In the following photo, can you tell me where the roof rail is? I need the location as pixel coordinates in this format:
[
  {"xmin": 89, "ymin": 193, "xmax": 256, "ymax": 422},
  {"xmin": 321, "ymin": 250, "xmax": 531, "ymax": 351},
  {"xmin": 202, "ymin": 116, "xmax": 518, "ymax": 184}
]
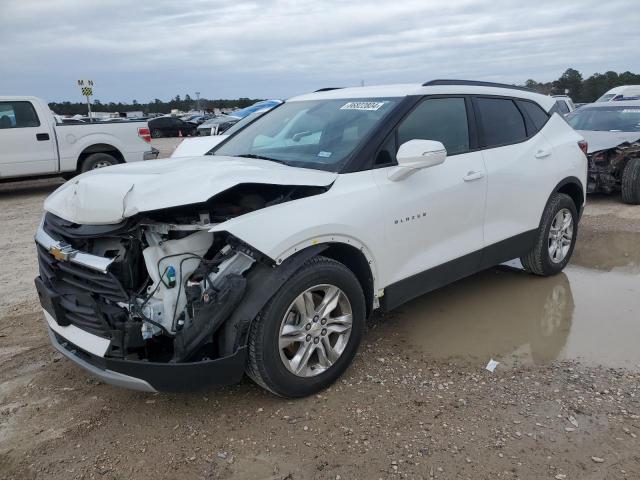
[
  {"xmin": 422, "ymin": 79, "xmax": 534, "ymax": 92},
  {"xmin": 314, "ymin": 87, "xmax": 344, "ymax": 92}
]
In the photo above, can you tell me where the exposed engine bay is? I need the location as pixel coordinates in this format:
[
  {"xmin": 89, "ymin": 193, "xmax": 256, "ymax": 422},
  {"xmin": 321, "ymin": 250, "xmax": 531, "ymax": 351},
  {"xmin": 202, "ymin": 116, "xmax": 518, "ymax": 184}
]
[{"xmin": 37, "ymin": 183, "xmax": 326, "ymax": 363}]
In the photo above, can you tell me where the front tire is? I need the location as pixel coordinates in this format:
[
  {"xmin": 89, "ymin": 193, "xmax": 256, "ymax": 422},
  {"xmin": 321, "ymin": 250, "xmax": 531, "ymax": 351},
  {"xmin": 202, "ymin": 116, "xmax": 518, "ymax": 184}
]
[
  {"xmin": 621, "ymin": 158, "xmax": 640, "ymax": 204},
  {"xmin": 521, "ymin": 193, "xmax": 578, "ymax": 276},
  {"xmin": 246, "ymin": 256, "xmax": 366, "ymax": 398},
  {"xmin": 151, "ymin": 128, "xmax": 162, "ymax": 138}
]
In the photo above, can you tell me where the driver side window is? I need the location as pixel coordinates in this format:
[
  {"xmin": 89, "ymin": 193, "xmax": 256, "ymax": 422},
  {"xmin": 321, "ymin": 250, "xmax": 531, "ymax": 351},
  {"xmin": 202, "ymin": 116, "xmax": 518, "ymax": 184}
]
[{"xmin": 397, "ymin": 97, "xmax": 470, "ymax": 155}]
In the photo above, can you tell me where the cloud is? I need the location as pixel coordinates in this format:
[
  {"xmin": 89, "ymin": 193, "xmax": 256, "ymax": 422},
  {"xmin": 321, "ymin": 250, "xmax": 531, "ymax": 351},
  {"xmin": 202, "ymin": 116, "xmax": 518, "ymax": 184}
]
[{"xmin": 0, "ymin": 0, "xmax": 638, "ymax": 101}]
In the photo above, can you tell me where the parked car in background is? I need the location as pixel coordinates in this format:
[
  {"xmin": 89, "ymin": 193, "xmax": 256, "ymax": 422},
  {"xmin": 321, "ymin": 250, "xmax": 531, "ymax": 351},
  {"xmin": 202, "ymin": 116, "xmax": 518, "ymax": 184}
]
[
  {"xmin": 180, "ymin": 114, "xmax": 212, "ymax": 125},
  {"xmin": 35, "ymin": 80, "xmax": 586, "ymax": 397},
  {"xmin": 595, "ymin": 85, "xmax": 640, "ymax": 102},
  {"xmin": 0, "ymin": 96, "xmax": 157, "ymax": 180},
  {"xmin": 148, "ymin": 116, "xmax": 197, "ymax": 138},
  {"xmin": 229, "ymin": 100, "xmax": 282, "ymax": 118},
  {"xmin": 566, "ymin": 101, "xmax": 640, "ymax": 203},
  {"xmin": 197, "ymin": 100, "xmax": 282, "ymax": 136},
  {"xmin": 552, "ymin": 95, "xmax": 575, "ymax": 115},
  {"xmin": 172, "ymin": 109, "xmax": 273, "ymax": 158},
  {"xmin": 197, "ymin": 114, "xmax": 241, "ymax": 136}
]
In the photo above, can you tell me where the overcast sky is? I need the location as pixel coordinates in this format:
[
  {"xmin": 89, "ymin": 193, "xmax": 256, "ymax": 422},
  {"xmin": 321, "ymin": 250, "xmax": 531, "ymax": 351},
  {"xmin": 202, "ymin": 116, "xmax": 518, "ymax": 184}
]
[{"xmin": 1, "ymin": 0, "xmax": 638, "ymax": 102}]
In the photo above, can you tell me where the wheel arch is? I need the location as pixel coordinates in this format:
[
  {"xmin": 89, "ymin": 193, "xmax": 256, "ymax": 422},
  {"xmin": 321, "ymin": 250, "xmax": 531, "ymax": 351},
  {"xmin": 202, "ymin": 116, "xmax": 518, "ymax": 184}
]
[
  {"xmin": 77, "ymin": 143, "xmax": 124, "ymax": 170},
  {"xmin": 317, "ymin": 243, "xmax": 375, "ymax": 319},
  {"xmin": 219, "ymin": 240, "xmax": 377, "ymax": 356},
  {"xmin": 553, "ymin": 176, "xmax": 584, "ymax": 218}
]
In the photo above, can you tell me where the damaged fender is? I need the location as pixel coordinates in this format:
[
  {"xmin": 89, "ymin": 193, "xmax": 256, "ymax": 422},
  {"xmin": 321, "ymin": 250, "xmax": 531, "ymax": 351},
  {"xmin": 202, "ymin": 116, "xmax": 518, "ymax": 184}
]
[{"xmin": 219, "ymin": 244, "xmax": 328, "ymax": 356}]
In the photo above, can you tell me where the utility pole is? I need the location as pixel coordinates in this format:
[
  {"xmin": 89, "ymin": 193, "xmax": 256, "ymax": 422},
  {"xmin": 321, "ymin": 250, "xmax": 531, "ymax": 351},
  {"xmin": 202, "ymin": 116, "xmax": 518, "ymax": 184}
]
[{"xmin": 195, "ymin": 92, "xmax": 201, "ymax": 113}]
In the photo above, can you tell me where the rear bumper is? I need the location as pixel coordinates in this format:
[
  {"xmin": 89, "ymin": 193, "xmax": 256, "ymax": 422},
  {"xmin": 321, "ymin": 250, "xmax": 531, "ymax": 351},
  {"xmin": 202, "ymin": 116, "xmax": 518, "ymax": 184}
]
[
  {"xmin": 44, "ymin": 312, "xmax": 248, "ymax": 393},
  {"xmin": 143, "ymin": 147, "xmax": 159, "ymax": 160}
]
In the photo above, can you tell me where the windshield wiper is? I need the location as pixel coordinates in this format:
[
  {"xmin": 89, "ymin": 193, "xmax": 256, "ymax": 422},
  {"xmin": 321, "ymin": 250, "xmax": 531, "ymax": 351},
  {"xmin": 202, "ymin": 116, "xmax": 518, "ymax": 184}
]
[{"xmin": 236, "ymin": 154, "xmax": 287, "ymax": 165}]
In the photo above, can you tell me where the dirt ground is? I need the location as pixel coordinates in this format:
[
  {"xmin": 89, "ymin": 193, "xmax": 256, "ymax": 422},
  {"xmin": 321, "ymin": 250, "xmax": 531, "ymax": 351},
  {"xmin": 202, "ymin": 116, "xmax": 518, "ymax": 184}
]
[{"xmin": 1, "ymin": 139, "xmax": 639, "ymax": 479}]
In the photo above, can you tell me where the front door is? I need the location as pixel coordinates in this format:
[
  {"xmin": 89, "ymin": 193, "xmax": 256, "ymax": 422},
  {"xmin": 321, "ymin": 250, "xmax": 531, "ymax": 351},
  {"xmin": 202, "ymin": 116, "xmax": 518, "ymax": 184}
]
[
  {"xmin": 373, "ymin": 97, "xmax": 487, "ymax": 308},
  {"xmin": 0, "ymin": 100, "xmax": 56, "ymax": 178}
]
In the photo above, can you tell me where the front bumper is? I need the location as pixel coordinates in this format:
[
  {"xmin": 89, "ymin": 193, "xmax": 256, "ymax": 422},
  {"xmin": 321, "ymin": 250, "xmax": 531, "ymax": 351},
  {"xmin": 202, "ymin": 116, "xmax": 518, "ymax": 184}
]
[
  {"xmin": 36, "ymin": 215, "xmax": 248, "ymax": 392},
  {"xmin": 143, "ymin": 147, "xmax": 160, "ymax": 160},
  {"xmin": 45, "ymin": 311, "xmax": 248, "ymax": 392}
]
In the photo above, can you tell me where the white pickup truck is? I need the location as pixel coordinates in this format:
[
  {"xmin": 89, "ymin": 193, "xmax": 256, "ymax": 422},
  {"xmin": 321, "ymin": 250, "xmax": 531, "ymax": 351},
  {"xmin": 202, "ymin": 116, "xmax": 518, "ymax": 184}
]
[{"xmin": 0, "ymin": 96, "xmax": 158, "ymax": 180}]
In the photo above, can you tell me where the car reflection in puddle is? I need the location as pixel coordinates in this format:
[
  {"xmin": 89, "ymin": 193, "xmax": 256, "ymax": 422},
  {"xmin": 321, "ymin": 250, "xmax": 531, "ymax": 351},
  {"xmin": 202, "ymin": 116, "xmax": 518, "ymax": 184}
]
[{"xmin": 382, "ymin": 232, "xmax": 640, "ymax": 371}]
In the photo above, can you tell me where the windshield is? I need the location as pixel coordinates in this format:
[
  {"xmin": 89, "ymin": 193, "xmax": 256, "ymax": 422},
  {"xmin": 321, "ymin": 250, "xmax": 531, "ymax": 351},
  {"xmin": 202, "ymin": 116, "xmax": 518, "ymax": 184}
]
[
  {"xmin": 212, "ymin": 98, "xmax": 399, "ymax": 171},
  {"xmin": 566, "ymin": 106, "xmax": 640, "ymax": 132}
]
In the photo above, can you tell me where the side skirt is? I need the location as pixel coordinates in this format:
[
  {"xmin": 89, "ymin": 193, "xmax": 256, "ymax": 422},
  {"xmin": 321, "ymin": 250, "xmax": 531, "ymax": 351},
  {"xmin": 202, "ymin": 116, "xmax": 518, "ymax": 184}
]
[{"xmin": 381, "ymin": 229, "xmax": 537, "ymax": 312}]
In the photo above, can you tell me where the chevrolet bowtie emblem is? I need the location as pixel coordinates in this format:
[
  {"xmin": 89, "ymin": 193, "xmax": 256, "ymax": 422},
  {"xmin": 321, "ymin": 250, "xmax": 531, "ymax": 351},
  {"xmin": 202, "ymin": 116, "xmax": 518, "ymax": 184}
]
[{"xmin": 49, "ymin": 243, "xmax": 76, "ymax": 262}]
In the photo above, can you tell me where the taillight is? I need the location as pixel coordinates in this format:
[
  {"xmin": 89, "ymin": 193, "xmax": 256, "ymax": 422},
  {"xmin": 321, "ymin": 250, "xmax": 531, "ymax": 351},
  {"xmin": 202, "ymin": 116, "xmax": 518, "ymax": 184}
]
[
  {"xmin": 578, "ymin": 139, "xmax": 588, "ymax": 155},
  {"xmin": 138, "ymin": 127, "xmax": 151, "ymax": 143}
]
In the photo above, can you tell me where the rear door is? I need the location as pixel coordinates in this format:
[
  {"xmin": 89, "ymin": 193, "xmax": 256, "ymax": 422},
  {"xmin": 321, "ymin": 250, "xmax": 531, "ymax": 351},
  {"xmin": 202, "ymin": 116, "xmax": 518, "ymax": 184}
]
[
  {"xmin": 0, "ymin": 100, "xmax": 57, "ymax": 177},
  {"xmin": 373, "ymin": 96, "xmax": 487, "ymax": 306},
  {"xmin": 474, "ymin": 96, "xmax": 555, "ymax": 259}
]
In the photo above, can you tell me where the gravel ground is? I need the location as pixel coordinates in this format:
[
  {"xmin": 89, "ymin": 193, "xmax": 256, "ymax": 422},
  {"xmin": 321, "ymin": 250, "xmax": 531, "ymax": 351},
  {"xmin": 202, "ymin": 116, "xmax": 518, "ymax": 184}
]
[{"xmin": 0, "ymin": 140, "xmax": 638, "ymax": 479}]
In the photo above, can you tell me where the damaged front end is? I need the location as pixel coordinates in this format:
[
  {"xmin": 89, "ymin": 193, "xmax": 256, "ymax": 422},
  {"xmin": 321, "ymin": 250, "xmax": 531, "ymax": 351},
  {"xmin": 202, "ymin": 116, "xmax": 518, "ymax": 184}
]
[
  {"xmin": 587, "ymin": 139, "xmax": 640, "ymax": 194},
  {"xmin": 35, "ymin": 183, "xmax": 326, "ymax": 391}
]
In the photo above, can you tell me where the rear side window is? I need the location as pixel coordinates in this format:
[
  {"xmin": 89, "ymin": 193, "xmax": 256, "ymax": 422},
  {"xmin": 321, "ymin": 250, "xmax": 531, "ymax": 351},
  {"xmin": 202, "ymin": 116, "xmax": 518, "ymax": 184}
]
[
  {"xmin": 0, "ymin": 101, "xmax": 40, "ymax": 129},
  {"xmin": 397, "ymin": 97, "xmax": 469, "ymax": 155},
  {"xmin": 516, "ymin": 100, "xmax": 550, "ymax": 132},
  {"xmin": 476, "ymin": 97, "xmax": 526, "ymax": 148}
]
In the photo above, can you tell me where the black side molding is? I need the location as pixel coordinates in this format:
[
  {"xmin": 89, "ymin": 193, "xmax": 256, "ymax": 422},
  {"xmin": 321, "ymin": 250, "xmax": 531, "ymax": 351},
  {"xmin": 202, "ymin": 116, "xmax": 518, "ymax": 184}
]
[{"xmin": 382, "ymin": 229, "xmax": 537, "ymax": 312}]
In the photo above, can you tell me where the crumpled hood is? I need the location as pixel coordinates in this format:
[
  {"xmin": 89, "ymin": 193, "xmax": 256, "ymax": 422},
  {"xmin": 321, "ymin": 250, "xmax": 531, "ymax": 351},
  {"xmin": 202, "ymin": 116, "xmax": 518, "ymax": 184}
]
[
  {"xmin": 44, "ymin": 156, "xmax": 338, "ymax": 224},
  {"xmin": 578, "ymin": 130, "xmax": 640, "ymax": 154}
]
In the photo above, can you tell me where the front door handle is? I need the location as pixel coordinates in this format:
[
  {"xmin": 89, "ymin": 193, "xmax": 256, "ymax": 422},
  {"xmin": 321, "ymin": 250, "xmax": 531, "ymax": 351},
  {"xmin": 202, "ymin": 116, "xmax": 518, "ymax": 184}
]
[
  {"xmin": 463, "ymin": 170, "xmax": 485, "ymax": 182},
  {"xmin": 534, "ymin": 149, "xmax": 551, "ymax": 159},
  {"xmin": 36, "ymin": 133, "xmax": 50, "ymax": 141}
]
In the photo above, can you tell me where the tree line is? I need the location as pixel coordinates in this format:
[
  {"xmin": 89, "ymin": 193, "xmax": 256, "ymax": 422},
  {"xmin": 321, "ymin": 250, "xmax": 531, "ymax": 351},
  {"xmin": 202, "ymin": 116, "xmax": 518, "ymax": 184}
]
[
  {"xmin": 523, "ymin": 69, "xmax": 640, "ymax": 103},
  {"xmin": 48, "ymin": 68, "xmax": 640, "ymax": 115},
  {"xmin": 49, "ymin": 95, "xmax": 264, "ymax": 116}
]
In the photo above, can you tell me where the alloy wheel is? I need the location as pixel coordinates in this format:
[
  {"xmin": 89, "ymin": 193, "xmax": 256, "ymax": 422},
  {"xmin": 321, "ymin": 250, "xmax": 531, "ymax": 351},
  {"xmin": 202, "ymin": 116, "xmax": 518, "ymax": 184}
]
[
  {"xmin": 548, "ymin": 208, "xmax": 573, "ymax": 263},
  {"xmin": 278, "ymin": 284, "xmax": 353, "ymax": 377}
]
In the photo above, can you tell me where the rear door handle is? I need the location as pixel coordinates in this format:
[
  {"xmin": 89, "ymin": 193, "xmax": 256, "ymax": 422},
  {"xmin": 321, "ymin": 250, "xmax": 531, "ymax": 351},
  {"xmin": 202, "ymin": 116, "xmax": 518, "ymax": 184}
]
[
  {"xmin": 534, "ymin": 149, "xmax": 551, "ymax": 159},
  {"xmin": 36, "ymin": 133, "xmax": 50, "ymax": 141},
  {"xmin": 463, "ymin": 170, "xmax": 485, "ymax": 182}
]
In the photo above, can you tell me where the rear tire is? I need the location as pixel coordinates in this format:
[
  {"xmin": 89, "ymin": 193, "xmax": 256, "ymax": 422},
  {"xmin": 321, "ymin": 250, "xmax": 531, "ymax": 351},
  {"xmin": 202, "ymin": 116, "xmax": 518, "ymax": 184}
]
[
  {"xmin": 621, "ymin": 158, "xmax": 640, "ymax": 204},
  {"xmin": 80, "ymin": 152, "xmax": 118, "ymax": 173},
  {"xmin": 246, "ymin": 256, "xmax": 365, "ymax": 398},
  {"xmin": 151, "ymin": 128, "xmax": 162, "ymax": 138},
  {"xmin": 521, "ymin": 193, "xmax": 578, "ymax": 276}
]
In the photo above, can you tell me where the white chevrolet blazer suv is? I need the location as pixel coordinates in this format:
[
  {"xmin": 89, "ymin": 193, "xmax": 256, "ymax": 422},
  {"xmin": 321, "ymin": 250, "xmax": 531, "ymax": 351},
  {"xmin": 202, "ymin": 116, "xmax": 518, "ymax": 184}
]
[{"xmin": 35, "ymin": 80, "xmax": 587, "ymax": 397}]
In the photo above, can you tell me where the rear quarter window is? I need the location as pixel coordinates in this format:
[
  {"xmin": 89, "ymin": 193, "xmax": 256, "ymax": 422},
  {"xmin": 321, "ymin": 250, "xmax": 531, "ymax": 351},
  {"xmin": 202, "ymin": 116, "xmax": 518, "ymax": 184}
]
[
  {"xmin": 475, "ymin": 97, "xmax": 527, "ymax": 148},
  {"xmin": 555, "ymin": 100, "xmax": 570, "ymax": 115},
  {"xmin": 516, "ymin": 100, "xmax": 550, "ymax": 133}
]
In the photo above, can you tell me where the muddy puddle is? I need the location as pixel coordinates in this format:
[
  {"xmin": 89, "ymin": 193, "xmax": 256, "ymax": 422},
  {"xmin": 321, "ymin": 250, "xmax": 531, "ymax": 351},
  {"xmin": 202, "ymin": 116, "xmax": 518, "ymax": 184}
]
[{"xmin": 383, "ymin": 231, "xmax": 640, "ymax": 370}]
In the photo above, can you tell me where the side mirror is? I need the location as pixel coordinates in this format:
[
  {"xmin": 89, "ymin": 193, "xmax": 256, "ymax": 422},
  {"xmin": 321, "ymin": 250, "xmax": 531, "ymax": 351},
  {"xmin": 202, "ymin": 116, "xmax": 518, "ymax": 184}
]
[{"xmin": 388, "ymin": 140, "xmax": 447, "ymax": 181}]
